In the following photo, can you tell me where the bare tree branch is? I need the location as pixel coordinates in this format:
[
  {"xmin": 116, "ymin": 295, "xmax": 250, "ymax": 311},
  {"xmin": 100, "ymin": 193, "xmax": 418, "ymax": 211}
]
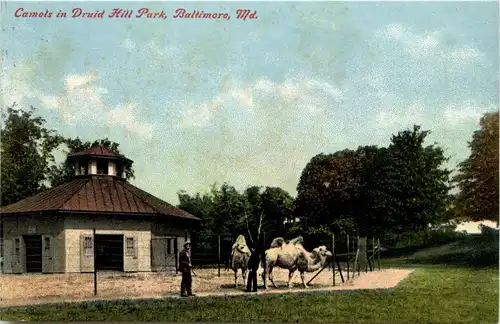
[
  {"xmin": 245, "ymin": 212, "xmax": 255, "ymax": 245},
  {"xmin": 256, "ymin": 211, "xmax": 264, "ymax": 242}
]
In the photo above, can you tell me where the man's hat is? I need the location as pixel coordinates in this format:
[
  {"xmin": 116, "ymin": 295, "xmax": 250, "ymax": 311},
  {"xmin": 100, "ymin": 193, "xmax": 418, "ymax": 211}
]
[{"xmin": 184, "ymin": 241, "xmax": 191, "ymax": 247}]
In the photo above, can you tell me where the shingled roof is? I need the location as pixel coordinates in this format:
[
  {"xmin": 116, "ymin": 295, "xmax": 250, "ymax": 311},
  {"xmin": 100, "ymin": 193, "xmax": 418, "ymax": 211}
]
[
  {"xmin": 0, "ymin": 175, "xmax": 199, "ymax": 221},
  {"xmin": 67, "ymin": 147, "xmax": 133, "ymax": 164}
]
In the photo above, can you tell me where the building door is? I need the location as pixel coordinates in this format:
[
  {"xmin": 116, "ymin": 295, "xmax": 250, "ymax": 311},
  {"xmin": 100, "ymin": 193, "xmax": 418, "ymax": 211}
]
[
  {"xmin": 95, "ymin": 234, "xmax": 124, "ymax": 271},
  {"xmin": 24, "ymin": 235, "xmax": 42, "ymax": 273},
  {"xmin": 42, "ymin": 235, "xmax": 54, "ymax": 273}
]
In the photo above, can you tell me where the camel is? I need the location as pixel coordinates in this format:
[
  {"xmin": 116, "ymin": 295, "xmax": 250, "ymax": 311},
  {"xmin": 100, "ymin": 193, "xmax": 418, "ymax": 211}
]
[
  {"xmin": 261, "ymin": 236, "xmax": 333, "ymax": 289},
  {"xmin": 230, "ymin": 235, "xmax": 251, "ymax": 288}
]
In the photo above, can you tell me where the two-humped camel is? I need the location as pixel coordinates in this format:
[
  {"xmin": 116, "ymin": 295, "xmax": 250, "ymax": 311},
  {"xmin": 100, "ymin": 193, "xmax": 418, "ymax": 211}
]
[
  {"xmin": 230, "ymin": 235, "xmax": 251, "ymax": 288},
  {"xmin": 261, "ymin": 236, "xmax": 333, "ymax": 289}
]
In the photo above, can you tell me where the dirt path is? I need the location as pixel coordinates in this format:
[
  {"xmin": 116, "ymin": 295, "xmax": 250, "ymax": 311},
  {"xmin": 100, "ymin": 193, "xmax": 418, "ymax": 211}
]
[{"xmin": 0, "ymin": 268, "xmax": 414, "ymax": 308}]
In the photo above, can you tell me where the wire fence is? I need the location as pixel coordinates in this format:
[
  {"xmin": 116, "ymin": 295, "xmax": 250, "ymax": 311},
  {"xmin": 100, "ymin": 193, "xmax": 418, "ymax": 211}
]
[
  {"xmin": 188, "ymin": 233, "xmax": 382, "ymax": 282},
  {"xmin": 0, "ymin": 237, "xmax": 3, "ymax": 274}
]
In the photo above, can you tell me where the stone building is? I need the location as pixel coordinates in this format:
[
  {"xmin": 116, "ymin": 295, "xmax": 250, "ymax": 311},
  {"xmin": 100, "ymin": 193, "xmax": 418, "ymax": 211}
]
[{"xmin": 0, "ymin": 147, "xmax": 199, "ymax": 274}]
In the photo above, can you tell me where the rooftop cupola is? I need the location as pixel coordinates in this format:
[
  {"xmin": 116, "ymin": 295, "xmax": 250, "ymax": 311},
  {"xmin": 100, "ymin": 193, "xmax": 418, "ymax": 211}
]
[{"xmin": 66, "ymin": 146, "xmax": 133, "ymax": 180}]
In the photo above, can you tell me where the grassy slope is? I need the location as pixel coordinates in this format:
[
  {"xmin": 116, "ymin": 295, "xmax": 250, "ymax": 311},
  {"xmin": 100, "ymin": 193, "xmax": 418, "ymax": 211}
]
[
  {"xmin": 382, "ymin": 232, "xmax": 499, "ymax": 269},
  {"xmin": 1, "ymin": 235, "xmax": 498, "ymax": 323}
]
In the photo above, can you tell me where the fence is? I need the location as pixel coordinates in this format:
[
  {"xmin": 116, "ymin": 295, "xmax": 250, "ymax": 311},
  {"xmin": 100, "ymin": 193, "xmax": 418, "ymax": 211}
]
[
  {"xmin": 151, "ymin": 236, "xmax": 179, "ymax": 273},
  {"xmin": 188, "ymin": 233, "xmax": 382, "ymax": 284},
  {"xmin": 0, "ymin": 237, "xmax": 3, "ymax": 274}
]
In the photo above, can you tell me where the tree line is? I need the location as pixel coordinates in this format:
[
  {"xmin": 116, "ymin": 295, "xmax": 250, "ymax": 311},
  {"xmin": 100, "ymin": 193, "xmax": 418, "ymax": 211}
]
[{"xmin": 1, "ymin": 105, "xmax": 498, "ymax": 249}]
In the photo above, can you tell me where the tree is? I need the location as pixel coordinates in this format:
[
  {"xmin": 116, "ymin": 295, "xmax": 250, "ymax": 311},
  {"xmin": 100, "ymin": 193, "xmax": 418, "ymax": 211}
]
[
  {"xmin": 1, "ymin": 105, "xmax": 63, "ymax": 206},
  {"xmin": 47, "ymin": 137, "xmax": 135, "ymax": 187},
  {"xmin": 295, "ymin": 125, "xmax": 451, "ymax": 240},
  {"xmin": 259, "ymin": 187, "xmax": 294, "ymax": 238},
  {"xmin": 177, "ymin": 182, "xmax": 251, "ymax": 252},
  {"xmin": 177, "ymin": 183, "xmax": 295, "ymax": 251},
  {"xmin": 177, "ymin": 189, "xmax": 217, "ymax": 251},
  {"xmin": 364, "ymin": 125, "xmax": 452, "ymax": 237},
  {"xmin": 295, "ymin": 146, "xmax": 378, "ymax": 237},
  {"xmin": 453, "ymin": 112, "xmax": 499, "ymax": 225}
]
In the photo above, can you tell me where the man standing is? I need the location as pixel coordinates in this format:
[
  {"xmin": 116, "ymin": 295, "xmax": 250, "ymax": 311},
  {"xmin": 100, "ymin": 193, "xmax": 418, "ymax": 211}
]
[
  {"xmin": 179, "ymin": 241, "xmax": 195, "ymax": 297},
  {"xmin": 246, "ymin": 246, "xmax": 260, "ymax": 292}
]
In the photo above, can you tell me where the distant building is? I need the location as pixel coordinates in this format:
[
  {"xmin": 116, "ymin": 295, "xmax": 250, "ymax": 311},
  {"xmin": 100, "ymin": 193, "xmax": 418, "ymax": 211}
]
[
  {"xmin": 0, "ymin": 147, "xmax": 200, "ymax": 274},
  {"xmin": 283, "ymin": 216, "xmax": 301, "ymax": 225}
]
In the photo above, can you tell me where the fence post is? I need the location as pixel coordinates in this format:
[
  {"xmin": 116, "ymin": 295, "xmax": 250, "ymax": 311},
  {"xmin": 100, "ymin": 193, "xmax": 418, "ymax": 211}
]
[
  {"xmin": 217, "ymin": 235, "xmax": 221, "ymax": 277},
  {"xmin": 377, "ymin": 238, "xmax": 381, "ymax": 270},
  {"xmin": 93, "ymin": 228, "xmax": 97, "ymax": 296},
  {"xmin": 346, "ymin": 234, "xmax": 350, "ymax": 280},
  {"xmin": 372, "ymin": 237, "xmax": 376, "ymax": 272},
  {"xmin": 331, "ymin": 233, "xmax": 335, "ymax": 287},
  {"xmin": 175, "ymin": 236, "xmax": 179, "ymax": 274},
  {"xmin": 357, "ymin": 236, "xmax": 360, "ymax": 276},
  {"xmin": 353, "ymin": 248, "xmax": 359, "ymax": 278}
]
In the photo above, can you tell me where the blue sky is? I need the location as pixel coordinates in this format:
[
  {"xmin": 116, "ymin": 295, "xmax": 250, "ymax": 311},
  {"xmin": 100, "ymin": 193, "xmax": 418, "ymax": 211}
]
[{"xmin": 1, "ymin": 1, "xmax": 498, "ymax": 205}]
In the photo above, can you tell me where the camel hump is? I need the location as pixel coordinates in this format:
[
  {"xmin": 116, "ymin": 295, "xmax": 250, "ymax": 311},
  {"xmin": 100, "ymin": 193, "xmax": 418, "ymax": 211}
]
[
  {"xmin": 288, "ymin": 236, "xmax": 304, "ymax": 246},
  {"xmin": 270, "ymin": 237, "xmax": 285, "ymax": 248}
]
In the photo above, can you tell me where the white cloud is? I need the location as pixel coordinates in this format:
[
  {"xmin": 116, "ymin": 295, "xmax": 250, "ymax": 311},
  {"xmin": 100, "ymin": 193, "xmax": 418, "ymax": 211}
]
[
  {"xmin": 375, "ymin": 104, "xmax": 426, "ymax": 129},
  {"xmin": 178, "ymin": 77, "xmax": 344, "ymax": 129},
  {"xmin": 65, "ymin": 72, "xmax": 98, "ymax": 90},
  {"xmin": 1, "ymin": 62, "xmax": 36, "ymax": 108},
  {"xmin": 121, "ymin": 38, "xmax": 136, "ymax": 51},
  {"xmin": 178, "ymin": 98, "xmax": 224, "ymax": 128},
  {"xmin": 170, "ymin": 76, "xmax": 347, "ymax": 196},
  {"xmin": 144, "ymin": 40, "xmax": 182, "ymax": 68},
  {"xmin": 50, "ymin": 73, "xmax": 154, "ymax": 139},
  {"xmin": 444, "ymin": 103, "xmax": 491, "ymax": 126},
  {"xmin": 377, "ymin": 23, "xmax": 485, "ymax": 65},
  {"xmin": 2, "ymin": 67, "xmax": 154, "ymax": 139},
  {"xmin": 446, "ymin": 47, "xmax": 484, "ymax": 65},
  {"xmin": 107, "ymin": 103, "xmax": 154, "ymax": 138}
]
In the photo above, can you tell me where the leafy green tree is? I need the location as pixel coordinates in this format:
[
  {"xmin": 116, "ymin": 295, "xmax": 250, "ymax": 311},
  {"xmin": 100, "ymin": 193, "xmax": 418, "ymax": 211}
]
[
  {"xmin": 296, "ymin": 125, "xmax": 450, "ymax": 240},
  {"xmin": 260, "ymin": 186, "xmax": 294, "ymax": 238},
  {"xmin": 1, "ymin": 106, "xmax": 63, "ymax": 206},
  {"xmin": 47, "ymin": 137, "xmax": 135, "ymax": 187},
  {"xmin": 212, "ymin": 183, "xmax": 249, "ymax": 236},
  {"xmin": 242, "ymin": 186, "xmax": 264, "ymax": 243},
  {"xmin": 453, "ymin": 112, "xmax": 499, "ymax": 225},
  {"xmin": 295, "ymin": 146, "xmax": 378, "ymax": 237},
  {"xmin": 177, "ymin": 183, "xmax": 295, "ymax": 251},
  {"xmin": 364, "ymin": 125, "xmax": 452, "ymax": 238},
  {"xmin": 177, "ymin": 190, "xmax": 217, "ymax": 251}
]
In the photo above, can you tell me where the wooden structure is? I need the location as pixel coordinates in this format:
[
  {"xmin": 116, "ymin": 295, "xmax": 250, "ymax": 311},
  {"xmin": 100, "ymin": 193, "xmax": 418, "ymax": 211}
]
[
  {"xmin": 0, "ymin": 146, "xmax": 200, "ymax": 274},
  {"xmin": 307, "ymin": 234, "xmax": 382, "ymax": 286}
]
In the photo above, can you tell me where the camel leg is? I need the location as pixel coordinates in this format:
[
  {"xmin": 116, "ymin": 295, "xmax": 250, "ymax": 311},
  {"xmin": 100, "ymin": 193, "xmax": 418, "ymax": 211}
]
[
  {"xmin": 234, "ymin": 270, "xmax": 238, "ymax": 288},
  {"xmin": 269, "ymin": 267, "xmax": 278, "ymax": 289},
  {"xmin": 288, "ymin": 270, "xmax": 294, "ymax": 288},
  {"xmin": 242, "ymin": 269, "xmax": 247, "ymax": 288},
  {"xmin": 262, "ymin": 260, "xmax": 268, "ymax": 289},
  {"xmin": 300, "ymin": 272, "xmax": 308, "ymax": 288}
]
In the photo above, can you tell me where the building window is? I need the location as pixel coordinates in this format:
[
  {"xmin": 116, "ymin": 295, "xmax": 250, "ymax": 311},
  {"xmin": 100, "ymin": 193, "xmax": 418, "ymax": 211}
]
[
  {"xmin": 78, "ymin": 165, "xmax": 87, "ymax": 175},
  {"xmin": 167, "ymin": 239, "xmax": 172, "ymax": 255},
  {"xmin": 84, "ymin": 236, "xmax": 93, "ymax": 256},
  {"xmin": 126, "ymin": 237, "xmax": 135, "ymax": 256},
  {"xmin": 14, "ymin": 238, "xmax": 20, "ymax": 255},
  {"xmin": 96, "ymin": 160, "xmax": 108, "ymax": 175},
  {"xmin": 44, "ymin": 237, "xmax": 50, "ymax": 251}
]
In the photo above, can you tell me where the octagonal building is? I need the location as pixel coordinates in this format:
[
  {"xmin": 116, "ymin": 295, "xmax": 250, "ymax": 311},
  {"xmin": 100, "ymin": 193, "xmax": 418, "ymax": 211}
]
[{"xmin": 0, "ymin": 147, "xmax": 199, "ymax": 274}]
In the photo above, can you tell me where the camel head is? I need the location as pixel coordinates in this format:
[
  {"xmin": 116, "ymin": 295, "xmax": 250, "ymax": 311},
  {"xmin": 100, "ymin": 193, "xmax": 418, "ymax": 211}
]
[
  {"xmin": 311, "ymin": 245, "xmax": 333, "ymax": 262},
  {"xmin": 232, "ymin": 235, "xmax": 251, "ymax": 255}
]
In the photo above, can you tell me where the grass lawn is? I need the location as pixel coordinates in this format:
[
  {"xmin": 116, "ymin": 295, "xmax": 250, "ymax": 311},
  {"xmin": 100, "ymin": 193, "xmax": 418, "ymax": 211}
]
[{"xmin": 0, "ymin": 266, "xmax": 497, "ymax": 323}]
